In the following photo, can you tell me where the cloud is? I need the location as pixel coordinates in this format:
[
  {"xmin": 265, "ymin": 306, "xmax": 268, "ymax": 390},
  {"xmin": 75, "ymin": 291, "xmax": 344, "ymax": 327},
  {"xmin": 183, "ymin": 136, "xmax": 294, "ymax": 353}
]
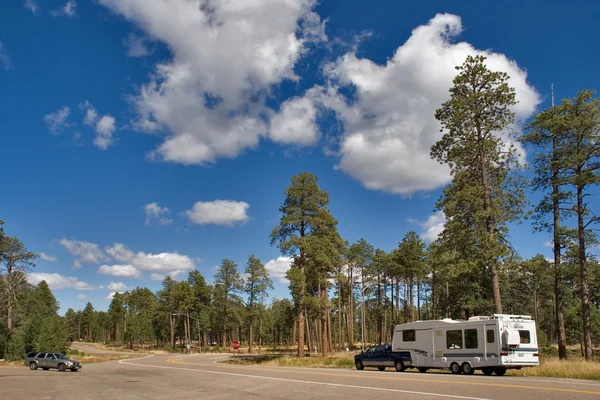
[
  {"xmin": 94, "ymin": 115, "xmax": 117, "ymax": 150},
  {"xmin": 102, "ymin": 243, "xmax": 196, "ymax": 278},
  {"xmin": 27, "ymin": 273, "xmax": 93, "ymax": 291},
  {"xmin": 97, "ymin": 0, "xmax": 326, "ymax": 165},
  {"xmin": 24, "ymin": 0, "xmax": 39, "ymax": 15},
  {"xmin": 123, "ymin": 33, "xmax": 151, "ymax": 58},
  {"xmin": 419, "ymin": 211, "xmax": 447, "ymax": 242},
  {"xmin": 51, "ymin": 1, "xmax": 77, "ymax": 17},
  {"xmin": 185, "ymin": 200, "xmax": 249, "ymax": 226},
  {"xmin": 107, "ymin": 281, "xmax": 127, "ymax": 291},
  {"xmin": 80, "ymin": 100, "xmax": 99, "ymax": 126},
  {"xmin": 269, "ymin": 96, "xmax": 319, "ymax": 145},
  {"xmin": 77, "ymin": 294, "xmax": 86, "ymax": 301},
  {"xmin": 150, "ymin": 270, "xmax": 187, "ymax": 281},
  {"xmin": 106, "ymin": 291, "xmax": 125, "ymax": 300},
  {"xmin": 0, "ymin": 41, "xmax": 13, "ymax": 70},
  {"xmin": 59, "ymin": 238, "xmax": 108, "ymax": 268},
  {"xmin": 97, "ymin": 264, "xmax": 142, "ymax": 278},
  {"xmin": 38, "ymin": 252, "xmax": 57, "ymax": 262},
  {"xmin": 264, "ymin": 256, "xmax": 293, "ymax": 284},
  {"xmin": 144, "ymin": 202, "xmax": 172, "ymax": 226},
  {"xmin": 105, "ymin": 243, "xmax": 136, "ymax": 263},
  {"xmin": 543, "ymin": 241, "xmax": 553, "ymax": 248},
  {"xmin": 286, "ymin": 13, "xmax": 541, "ymax": 195},
  {"xmin": 43, "ymin": 106, "xmax": 72, "ymax": 134}
]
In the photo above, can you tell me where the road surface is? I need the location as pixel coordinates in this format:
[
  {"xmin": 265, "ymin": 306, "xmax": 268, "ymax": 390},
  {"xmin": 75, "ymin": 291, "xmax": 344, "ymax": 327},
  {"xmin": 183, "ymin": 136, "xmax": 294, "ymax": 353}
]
[{"xmin": 2, "ymin": 354, "xmax": 599, "ymax": 399}]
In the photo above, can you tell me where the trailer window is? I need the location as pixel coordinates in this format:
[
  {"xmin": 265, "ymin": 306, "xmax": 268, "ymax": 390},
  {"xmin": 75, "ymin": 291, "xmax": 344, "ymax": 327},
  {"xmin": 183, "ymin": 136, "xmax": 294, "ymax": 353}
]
[
  {"xmin": 465, "ymin": 329, "xmax": 478, "ymax": 349},
  {"xmin": 402, "ymin": 330, "xmax": 416, "ymax": 342},
  {"xmin": 446, "ymin": 330, "xmax": 463, "ymax": 349},
  {"xmin": 487, "ymin": 329, "xmax": 495, "ymax": 343},
  {"xmin": 519, "ymin": 330, "xmax": 531, "ymax": 344}
]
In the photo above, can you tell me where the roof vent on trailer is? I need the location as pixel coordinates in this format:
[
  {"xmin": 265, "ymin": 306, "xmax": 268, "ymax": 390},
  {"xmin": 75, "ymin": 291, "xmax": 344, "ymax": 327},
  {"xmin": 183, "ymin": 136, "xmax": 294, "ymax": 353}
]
[{"xmin": 468, "ymin": 316, "xmax": 490, "ymax": 321}]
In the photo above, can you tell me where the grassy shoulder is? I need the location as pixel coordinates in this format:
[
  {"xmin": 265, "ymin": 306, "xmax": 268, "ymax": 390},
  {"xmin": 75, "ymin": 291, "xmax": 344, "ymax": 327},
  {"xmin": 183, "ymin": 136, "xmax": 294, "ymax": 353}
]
[{"xmin": 221, "ymin": 353, "xmax": 600, "ymax": 380}]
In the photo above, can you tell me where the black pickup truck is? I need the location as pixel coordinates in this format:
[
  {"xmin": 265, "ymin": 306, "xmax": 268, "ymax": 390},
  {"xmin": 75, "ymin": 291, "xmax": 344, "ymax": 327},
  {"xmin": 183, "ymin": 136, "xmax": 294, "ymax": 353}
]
[{"xmin": 354, "ymin": 344, "xmax": 412, "ymax": 372}]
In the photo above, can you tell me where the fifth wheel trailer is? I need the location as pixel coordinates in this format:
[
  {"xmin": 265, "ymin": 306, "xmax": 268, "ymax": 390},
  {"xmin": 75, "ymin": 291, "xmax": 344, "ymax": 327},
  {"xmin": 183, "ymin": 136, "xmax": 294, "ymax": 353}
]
[{"xmin": 392, "ymin": 314, "xmax": 539, "ymax": 375}]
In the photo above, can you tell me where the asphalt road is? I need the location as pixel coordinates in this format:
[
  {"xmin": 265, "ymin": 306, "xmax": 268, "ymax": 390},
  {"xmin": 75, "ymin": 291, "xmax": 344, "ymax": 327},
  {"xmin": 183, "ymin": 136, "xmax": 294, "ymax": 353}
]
[{"xmin": 2, "ymin": 354, "xmax": 599, "ymax": 400}]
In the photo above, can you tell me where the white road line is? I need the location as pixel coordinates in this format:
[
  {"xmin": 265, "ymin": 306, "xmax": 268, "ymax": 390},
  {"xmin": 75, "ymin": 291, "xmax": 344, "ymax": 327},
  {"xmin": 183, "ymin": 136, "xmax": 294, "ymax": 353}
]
[
  {"xmin": 118, "ymin": 357, "xmax": 490, "ymax": 400},
  {"xmin": 208, "ymin": 359, "xmax": 600, "ymax": 388}
]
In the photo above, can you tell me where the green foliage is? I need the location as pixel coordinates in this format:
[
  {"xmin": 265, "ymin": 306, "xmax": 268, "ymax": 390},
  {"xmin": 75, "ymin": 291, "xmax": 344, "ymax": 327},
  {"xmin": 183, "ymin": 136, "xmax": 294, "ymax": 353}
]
[{"xmin": 35, "ymin": 315, "xmax": 69, "ymax": 354}]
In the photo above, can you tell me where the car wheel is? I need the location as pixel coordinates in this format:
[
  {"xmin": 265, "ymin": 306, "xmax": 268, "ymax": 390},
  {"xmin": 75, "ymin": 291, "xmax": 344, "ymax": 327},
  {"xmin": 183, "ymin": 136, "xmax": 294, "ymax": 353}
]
[
  {"xmin": 418, "ymin": 367, "xmax": 428, "ymax": 373},
  {"xmin": 355, "ymin": 360, "xmax": 364, "ymax": 370},
  {"xmin": 461, "ymin": 363, "xmax": 474, "ymax": 375},
  {"xmin": 394, "ymin": 360, "xmax": 405, "ymax": 372},
  {"xmin": 450, "ymin": 362, "xmax": 461, "ymax": 374},
  {"xmin": 70, "ymin": 368, "xmax": 78, "ymax": 372},
  {"xmin": 377, "ymin": 366, "xmax": 386, "ymax": 371},
  {"xmin": 42, "ymin": 368, "xmax": 49, "ymax": 371},
  {"xmin": 482, "ymin": 367, "xmax": 494, "ymax": 376},
  {"xmin": 29, "ymin": 362, "xmax": 38, "ymax": 370},
  {"xmin": 58, "ymin": 364, "xmax": 66, "ymax": 372},
  {"xmin": 494, "ymin": 368, "xmax": 507, "ymax": 376}
]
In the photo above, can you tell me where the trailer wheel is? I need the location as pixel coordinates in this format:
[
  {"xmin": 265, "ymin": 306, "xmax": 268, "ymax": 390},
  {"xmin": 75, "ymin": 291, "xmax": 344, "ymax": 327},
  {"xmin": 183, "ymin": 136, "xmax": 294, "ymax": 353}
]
[
  {"xmin": 355, "ymin": 360, "xmax": 364, "ymax": 370},
  {"xmin": 481, "ymin": 368, "xmax": 494, "ymax": 376},
  {"xmin": 418, "ymin": 367, "xmax": 428, "ymax": 373},
  {"xmin": 450, "ymin": 362, "xmax": 461, "ymax": 374},
  {"xmin": 461, "ymin": 363, "xmax": 474, "ymax": 375},
  {"xmin": 394, "ymin": 360, "xmax": 405, "ymax": 372},
  {"xmin": 494, "ymin": 368, "xmax": 506, "ymax": 376}
]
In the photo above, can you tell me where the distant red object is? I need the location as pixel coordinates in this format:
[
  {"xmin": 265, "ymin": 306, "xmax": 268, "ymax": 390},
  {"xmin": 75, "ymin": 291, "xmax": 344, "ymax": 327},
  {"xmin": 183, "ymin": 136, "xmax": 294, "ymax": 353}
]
[{"xmin": 232, "ymin": 340, "xmax": 240, "ymax": 350}]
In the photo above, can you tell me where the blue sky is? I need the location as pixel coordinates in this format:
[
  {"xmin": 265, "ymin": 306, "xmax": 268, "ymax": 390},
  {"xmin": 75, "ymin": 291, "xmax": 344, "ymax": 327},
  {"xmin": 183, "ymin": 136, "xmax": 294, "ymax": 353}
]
[{"xmin": 1, "ymin": 0, "xmax": 599, "ymax": 314}]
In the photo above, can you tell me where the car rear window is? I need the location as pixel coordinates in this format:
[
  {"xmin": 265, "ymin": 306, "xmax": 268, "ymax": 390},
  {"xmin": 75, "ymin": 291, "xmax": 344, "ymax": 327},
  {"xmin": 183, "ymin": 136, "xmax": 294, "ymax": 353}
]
[{"xmin": 26, "ymin": 352, "xmax": 38, "ymax": 358}]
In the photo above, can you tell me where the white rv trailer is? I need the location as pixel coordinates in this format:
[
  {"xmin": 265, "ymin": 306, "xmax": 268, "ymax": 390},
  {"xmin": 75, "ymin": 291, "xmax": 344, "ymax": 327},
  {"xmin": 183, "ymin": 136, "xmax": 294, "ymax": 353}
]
[{"xmin": 392, "ymin": 314, "xmax": 539, "ymax": 376}]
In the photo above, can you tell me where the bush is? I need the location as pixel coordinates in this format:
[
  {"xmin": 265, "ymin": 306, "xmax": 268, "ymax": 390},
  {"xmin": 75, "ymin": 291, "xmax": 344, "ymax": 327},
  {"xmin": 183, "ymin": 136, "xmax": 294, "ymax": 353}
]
[
  {"xmin": 163, "ymin": 344, "xmax": 180, "ymax": 353},
  {"xmin": 201, "ymin": 345, "xmax": 211, "ymax": 353}
]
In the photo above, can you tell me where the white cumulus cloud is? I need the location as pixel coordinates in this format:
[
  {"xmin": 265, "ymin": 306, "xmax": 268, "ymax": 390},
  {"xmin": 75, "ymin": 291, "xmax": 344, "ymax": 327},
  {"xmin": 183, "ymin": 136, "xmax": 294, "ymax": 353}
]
[
  {"xmin": 25, "ymin": 0, "xmax": 39, "ymax": 15},
  {"xmin": 97, "ymin": 0, "xmax": 326, "ymax": 166},
  {"xmin": 107, "ymin": 281, "xmax": 127, "ymax": 291},
  {"xmin": 105, "ymin": 243, "xmax": 136, "ymax": 263},
  {"xmin": 285, "ymin": 13, "xmax": 541, "ymax": 195},
  {"xmin": 59, "ymin": 238, "xmax": 108, "ymax": 268},
  {"xmin": 43, "ymin": 106, "xmax": 72, "ymax": 134},
  {"xmin": 77, "ymin": 294, "xmax": 86, "ymax": 301},
  {"xmin": 144, "ymin": 202, "xmax": 172, "ymax": 226},
  {"xmin": 97, "ymin": 264, "xmax": 142, "ymax": 278},
  {"xmin": 106, "ymin": 291, "xmax": 125, "ymax": 300},
  {"xmin": 27, "ymin": 273, "xmax": 93, "ymax": 291},
  {"xmin": 51, "ymin": 1, "xmax": 77, "ymax": 17},
  {"xmin": 264, "ymin": 256, "xmax": 293, "ymax": 284},
  {"xmin": 38, "ymin": 252, "xmax": 57, "ymax": 262},
  {"xmin": 185, "ymin": 200, "xmax": 249, "ymax": 227},
  {"xmin": 419, "ymin": 210, "xmax": 447, "ymax": 242},
  {"xmin": 123, "ymin": 33, "xmax": 151, "ymax": 58},
  {"xmin": 94, "ymin": 115, "xmax": 116, "ymax": 150},
  {"xmin": 269, "ymin": 96, "xmax": 319, "ymax": 145}
]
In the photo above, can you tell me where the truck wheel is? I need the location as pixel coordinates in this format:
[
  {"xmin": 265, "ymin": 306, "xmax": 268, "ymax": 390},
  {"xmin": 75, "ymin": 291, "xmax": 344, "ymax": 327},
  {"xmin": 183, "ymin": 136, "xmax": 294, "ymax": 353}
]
[
  {"xmin": 418, "ymin": 367, "xmax": 428, "ymax": 373},
  {"xmin": 377, "ymin": 366, "xmax": 386, "ymax": 371},
  {"xmin": 494, "ymin": 368, "xmax": 506, "ymax": 376},
  {"xmin": 29, "ymin": 362, "xmax": 38, "ymax": 370},
  {"xmin": 355, "ymin": 360, "xmax": 364, "ymax": 370},
  {"xmin": 461, "ymin": 363, "xmax": 474, "ymax": 375},
  {"xmin": 450, "ymin": 362, "xmax": 461, "ymax": 374},
  {"xmin": 482, "ymin": 368, "xmax": 494, "ymax": 376},
  {"xmin": 58, "ymin": 364, "xmax": 66, "ymax": 372},
  {"xmin": 394, "ymin": 360, "xmax": 405, "ymax": 372}
]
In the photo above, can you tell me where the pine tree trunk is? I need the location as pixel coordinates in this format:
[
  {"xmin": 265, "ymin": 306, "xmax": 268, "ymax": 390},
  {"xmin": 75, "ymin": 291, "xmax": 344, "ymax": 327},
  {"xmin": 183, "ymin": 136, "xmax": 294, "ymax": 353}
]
[
  {"xmin": 170, "ymin": 315, "xmax": 175, "ymax": 347},
  {"xmin": 409, "ymin": 278, "xmax": 415, "ymax": 322},
  {"xmin": 479, "ymin": 144, "xmax": 503, "ymax": 314},
  {"xmin": 305, "ymin": 311, "xmax": 311, "ymax": 354},
  {"xmin": 403, "ymin": 281, "xmax": 408, "ymax": 322},
  {"xmin": 417, "ymin": 280, "xmax": 421, "ymax": 321},
  {"xmin": 292, "ymin": 317, "xmax": 297, "ymax": 347},
  {"xmin": 259, "ymin": 318, "xmax": 263, "ymax": 354},
  {"xmin": 338, "ymin": 278, "xmax": 343, "ymax": 350},
  {"xmin": 395, "ymin": 279, "xmax": 400, "ymax": 322},
  {"xmin": 577, "ymin": 185, "xmax": 593, "ymax": 360},
  {"xmin": 377, "ymin": 273, "xmax": 382, "ymax": 345},
  {"xmin": 552, "ymin": 136, "xmax": 568, "ymax": 360},
  {"xmin": 249, "ymin": 321, "xmax": 254, "ymax": 354},
  {"xmin": 348, "ymin": 267, "xmax": 354, "ymax": 349}
]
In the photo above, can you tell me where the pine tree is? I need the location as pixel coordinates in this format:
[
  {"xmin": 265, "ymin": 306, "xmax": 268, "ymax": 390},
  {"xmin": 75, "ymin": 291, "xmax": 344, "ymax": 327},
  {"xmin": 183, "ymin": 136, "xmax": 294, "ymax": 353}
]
[
  {"xmin": 244, "ymin": 255, "xmax": 273, "ymax": 353},
  {"xmin": 431, "ymin": 55, "xmax": 525, "ymax": 314},
  {"xmin": 214, "ymin": 259, "xmax": 244, "ymax": 347}
]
